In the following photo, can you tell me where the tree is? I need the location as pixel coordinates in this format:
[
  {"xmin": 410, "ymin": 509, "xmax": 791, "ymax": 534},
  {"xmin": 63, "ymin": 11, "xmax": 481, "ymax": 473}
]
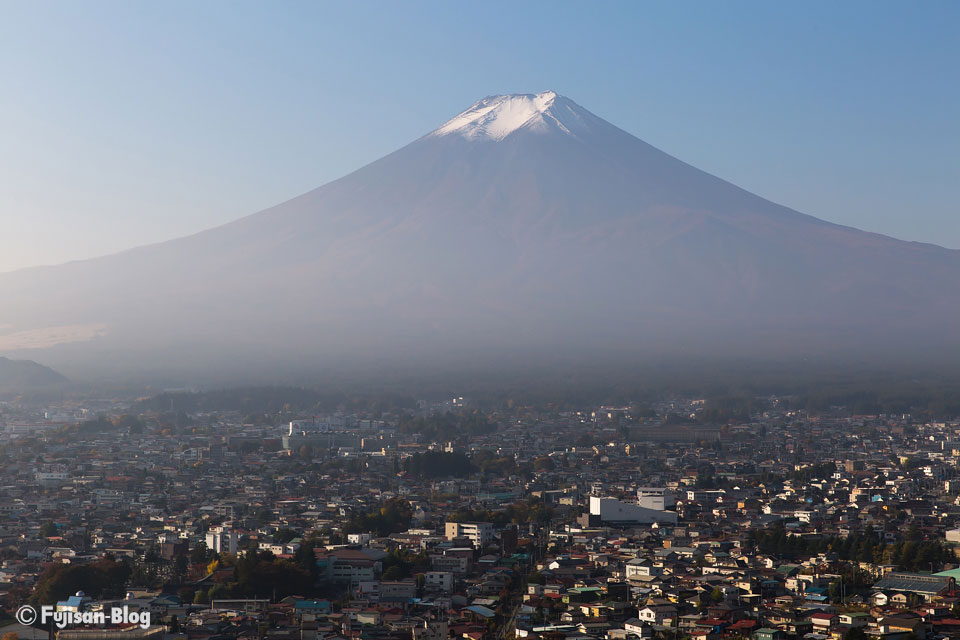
[
  {"xmin": 528, "ymin": 502, "xmax": 555, "ymax": 525},
  {"xmin": 294, "ymin": 539, "xmax": 319, "ymax": 583},
  {"xmin": 31, "ymin": 556, "xmax": 131, "ymax": 604},
  {"xmin": 342, "ymin": 498, "xmax": 413, "ymax": 537},
  {"xmin": 274, "ymin": 528, "xmax": 298, "ymax": 544},
  {"xmin": 382, "ymin": 566, "xmax": 403, "ymax": 580},
  {"xmin": 828, "ymin": 580, "xmax": 841, "ymax": 600},
  {"xmin": 533, "ymin": 457, "xmax": 555, "ymax": 472},
  {"xmin": 403, "ymin": 451, "xmax": 475, "ymax": 479},
  {"xmin": 190, "ymin": 542, "xmax": 209, "ymax": 564},
  {"xmin": 173, "ymin": 554, "xmax": 189, "ymax": 581},
  {"xmin": 207, "ymin": 583, "xmax": 226, "ymax": 601},
  {"xmin": 41, "ymin": 520, "xmax": 57, "ymax": 538},
  {"xmin": 245, "ymin": 560, "xmax": 312, "ymax": 599},
  {"xmin": 845, "ymin": 628, "xmax": 867, "ymax": 640}
]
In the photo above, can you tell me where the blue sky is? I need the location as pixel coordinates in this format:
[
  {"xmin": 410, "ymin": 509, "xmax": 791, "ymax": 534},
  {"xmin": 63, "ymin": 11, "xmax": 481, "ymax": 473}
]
[{"xmin": 1, "ymin": 1, "xmax": 957, "ymax": 272}]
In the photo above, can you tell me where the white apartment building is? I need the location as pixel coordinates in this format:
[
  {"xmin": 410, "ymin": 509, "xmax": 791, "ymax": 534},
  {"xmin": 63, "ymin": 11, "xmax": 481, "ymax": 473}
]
[
  {"xmin": 444, "ymin": 522, "xmax": 494, "ymax": 548},
  {"xmin": 206, "ymin": 526, "xmax": 239, "ymax": 554}
]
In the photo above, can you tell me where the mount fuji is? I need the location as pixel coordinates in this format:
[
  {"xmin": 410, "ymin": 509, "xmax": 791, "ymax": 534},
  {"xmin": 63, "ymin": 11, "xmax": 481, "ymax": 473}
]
[{"xmin": 2, "ymin": 91, "xmax": 959, "ymax": 380}]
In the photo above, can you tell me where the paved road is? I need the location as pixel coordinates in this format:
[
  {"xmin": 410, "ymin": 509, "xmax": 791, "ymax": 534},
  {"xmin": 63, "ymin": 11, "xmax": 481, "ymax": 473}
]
[{"xmin": 496, "ymin": 524, "xmax": 548, "ymax": 640}]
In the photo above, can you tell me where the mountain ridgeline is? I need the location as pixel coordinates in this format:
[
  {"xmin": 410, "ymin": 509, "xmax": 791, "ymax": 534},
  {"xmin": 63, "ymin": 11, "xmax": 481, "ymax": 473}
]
[
  {"xmin": 1, "ymin": 90, "xmax": 959, "ymax": 382},
  {"xmin": 0, "ymin": 356, "xmax": 67, "ymax": 390}
]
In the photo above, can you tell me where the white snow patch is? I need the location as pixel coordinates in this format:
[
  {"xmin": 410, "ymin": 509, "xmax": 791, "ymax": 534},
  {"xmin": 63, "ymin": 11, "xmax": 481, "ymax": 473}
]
[{"xmin": 431, "ymin": 90, "xmax": 595, "ymax": 141}]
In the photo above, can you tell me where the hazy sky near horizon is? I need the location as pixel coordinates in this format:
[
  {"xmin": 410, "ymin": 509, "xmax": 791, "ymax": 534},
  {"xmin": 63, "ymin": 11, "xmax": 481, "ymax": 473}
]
[{"xmin": 1, "ymin": 1, "xmax": 958, "ymax": 273}]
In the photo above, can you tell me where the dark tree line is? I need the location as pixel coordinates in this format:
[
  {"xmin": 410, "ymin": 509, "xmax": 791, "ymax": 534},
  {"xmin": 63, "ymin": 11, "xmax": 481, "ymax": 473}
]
[
  {"xmin": 447, "ymin": 499, "xmax": 554, "ymax": 527},
  {"xmin": 749, "ymin": 525, "xmax": 952, "ymax": 571},
  {"xmin": 791, "ymin": 462, "xmax": 838, "ymax": 483},
  {"xmin": 131, "ymin": 387, "xmax": 416, "ymax": 415},
  {"xmin": 190, "ymin": 540, "xmax": 319, "ymax": 604},
  {"xmin": 403, "ymin": 451, "xmax": 475, "ymax": 479},
  {"xmin": 397, "ymin": 410, "xmax": 496, "ymax": 440},
  {"xmin": 31, "ymin": 556, "xmax": 131, "ymax": 605},
  {"xmin": 342, "ymin": 498, "xmax": 413, "ymax": 537},
  {"xmin": 784, "ymin": 388, "xmax": 960, "ymax": 419}
]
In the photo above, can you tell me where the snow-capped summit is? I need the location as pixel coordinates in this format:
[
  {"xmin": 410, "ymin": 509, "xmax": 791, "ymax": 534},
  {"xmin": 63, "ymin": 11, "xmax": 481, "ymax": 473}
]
[{"xmin": 431, "ymin": 90, "xmax": 599, "ymax": 141}]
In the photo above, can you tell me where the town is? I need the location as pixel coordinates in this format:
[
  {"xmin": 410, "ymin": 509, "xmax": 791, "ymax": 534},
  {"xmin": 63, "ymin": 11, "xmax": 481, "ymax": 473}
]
[{"xmin": 3, "ymin": 391, "xmax": 960, "ymax": 640}]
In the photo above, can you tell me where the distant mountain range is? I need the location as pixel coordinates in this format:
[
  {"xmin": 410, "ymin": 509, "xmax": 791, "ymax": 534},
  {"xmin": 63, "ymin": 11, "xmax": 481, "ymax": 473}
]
[
  {"xmin": 0, "ymin": 356, "xmax": 67, "ymax": 390},
  {"xmin": 1, "ymin": 90, "xmax": 958, "ymax": 381}
]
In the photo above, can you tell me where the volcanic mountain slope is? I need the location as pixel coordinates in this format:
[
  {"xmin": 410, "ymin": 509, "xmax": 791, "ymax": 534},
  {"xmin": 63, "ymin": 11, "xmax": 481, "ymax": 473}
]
[
  {"xmin": 1, "ymin": 90, "xmax": 958, "ymax": 378},
  {"xmin": 0, "ymin": 356, "xmax": 67, "ymax": 391}
]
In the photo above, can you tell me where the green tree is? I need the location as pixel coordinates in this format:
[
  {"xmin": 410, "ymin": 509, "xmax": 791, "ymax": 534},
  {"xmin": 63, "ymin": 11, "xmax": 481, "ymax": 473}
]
[
  {"xmin": 274, "ymin": 528, "xmax": 298, "ymax": 544},
  {"xmin": 294, "ymin": 540, "xmax": 319, "ymax": 582},
  {"xmin": 828, "ymin": 580, "xmax": 841, "ymax": 600},
  {"xmin": 190, "ymin": 542, "xmax": 209, "ymax": 564},
  {"xmin": 31, "ymin": 556, "xmax": 131, "ymax": 604},
  {"xmin": 207, "ymin": 583, "xmax": 226, "ymax": 602},
  {"xmin": 382, "ymin": 566, "xmax": 403, "ymax": 580},
  {"xmin": 533, "ymin": 457, "xmax": 555, "ymax": 472}
]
